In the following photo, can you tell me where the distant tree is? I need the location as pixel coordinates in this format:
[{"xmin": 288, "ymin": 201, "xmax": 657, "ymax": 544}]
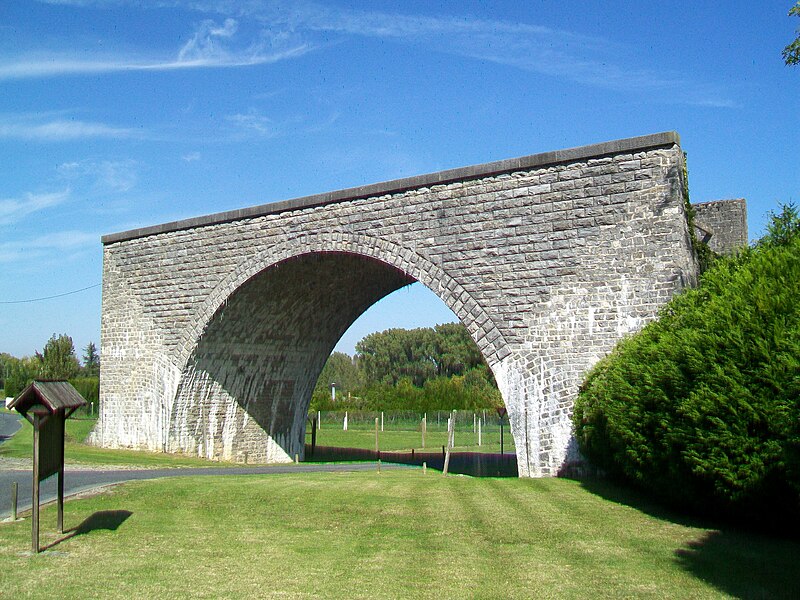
[
  {"xmin": 312, "ymin": 351, "xmax": 363, "ymax": 401},
  {"xmin": 82, "ymin": 341, "xmax": 100, "ymax": 377},
  {"xmin": 0, "ymin": 352, "xmax": 12, "ymax": 393},
  {"xmin": 784, "ymin": 2, "xmax": 800, "ymax": 66},
  {"xmin": 36, "ymin": 333, "xmax": 80, "ymax": 380},
  {"xmin": 3, "ymin": 355, "xmax": 39, "ymax": 398},
  {"xmin": 356, "ymin": 327, "xmax": 438, "ymax": 387},
  {"xmin": 758, "ymin": 202, "xmax": 800, "ymax": 248},
  {"xmin": 433, "ymin": 323, "xmax": 485, "ymax": 378}
]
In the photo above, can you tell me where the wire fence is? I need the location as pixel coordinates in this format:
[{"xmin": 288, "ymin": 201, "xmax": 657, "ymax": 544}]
[{"xmin": 312, "ymin": 410, "xmax": 510, "ymax": 433}]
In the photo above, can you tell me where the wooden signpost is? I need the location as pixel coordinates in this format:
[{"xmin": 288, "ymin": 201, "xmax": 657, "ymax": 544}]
[{"xmin": 8, "ymin": 380, "xmax": 87, "ymax": 554}]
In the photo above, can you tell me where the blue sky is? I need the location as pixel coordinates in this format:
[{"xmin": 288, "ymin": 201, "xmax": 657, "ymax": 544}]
[{"xmin": 1, "ymin": 1, "xmax": 798, "ymax": 360}]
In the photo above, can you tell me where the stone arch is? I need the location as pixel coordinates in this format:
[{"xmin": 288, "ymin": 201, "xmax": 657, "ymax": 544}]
[
  {"xmin": 165, "ymin": 231, "xmax": 511, "ymax": 463},
  {"xmin": 176, "ymin": 231, "xmax": 510, "ymax": 372}
]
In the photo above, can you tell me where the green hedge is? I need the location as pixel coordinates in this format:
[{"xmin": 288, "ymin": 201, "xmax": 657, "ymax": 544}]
[{"xmin": 573, "ymin": 229, "xmax": 800, "ymax": 525}]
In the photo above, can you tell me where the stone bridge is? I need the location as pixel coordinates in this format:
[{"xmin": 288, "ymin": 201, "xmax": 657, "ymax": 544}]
[{"xmin": 96, "ymin": 131, "xmax": 741, "ymax": 477}]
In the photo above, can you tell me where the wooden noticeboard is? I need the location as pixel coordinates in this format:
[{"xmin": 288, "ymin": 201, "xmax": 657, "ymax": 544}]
[
  {"xmin": 8, "ymin": 381, "xmax": 86, "ymax": 553},
  {"xmin": 37, "ymin": 412, "xmax": 64, "ymax": 482}
]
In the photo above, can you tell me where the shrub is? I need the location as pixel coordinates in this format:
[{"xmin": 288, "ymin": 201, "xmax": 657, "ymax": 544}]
[{"xmin": 574, "ymin": 210, "xmax": 800, "ymax": 526}]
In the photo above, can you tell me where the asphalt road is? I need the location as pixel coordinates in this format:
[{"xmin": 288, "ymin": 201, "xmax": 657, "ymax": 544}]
[
  {"xmin": 0, "ymin": 411, "xmax": 21, "ymax": 443},
  {"xmin": 0, "ymin": 411, "xmax": 407, "ymax": 519}
]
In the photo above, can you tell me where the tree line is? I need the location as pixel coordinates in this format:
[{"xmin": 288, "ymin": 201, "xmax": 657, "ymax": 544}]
[
  {"xmin": 2, "ymin": 334, "xmax": 99, "ymax": 403},
  {"xmin": 311, "ymin": 323, "xmax": 502, "ymax": 412},
  {"xmin": 2, "ymin": 324, "xmax": 499, "ymax": 414}
]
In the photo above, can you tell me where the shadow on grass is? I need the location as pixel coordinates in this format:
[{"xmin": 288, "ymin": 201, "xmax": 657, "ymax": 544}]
[
  {"xmin": 579, "ymin": 478, "xmax": 800, "ymax": 599},
  {"xmin": 41, "ymin": 510, "xmax": 132, "ymax": 551},
  {"xmin": 674, "ymin": 529, "xmax": 800, "ymax": 599}
]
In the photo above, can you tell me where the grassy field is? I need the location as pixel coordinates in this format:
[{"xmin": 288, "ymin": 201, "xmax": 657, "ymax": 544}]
[
  {"xmin": 1, "ymin": 470, "xmax": 798, "ymax": 598},
  {"xmin": 0, "ymin": 416, "xmax": 238, "ymax": 468},
  {"xmin": 306, "ymin": 427, "xmax": 516, "ymax": 454}
]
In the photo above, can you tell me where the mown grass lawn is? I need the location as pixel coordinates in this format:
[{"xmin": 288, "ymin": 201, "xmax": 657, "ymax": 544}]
[
  {"xmin": 0, "ymin": 416, "xmax": 237, "ymax": 468},
  {"xmin": 1, "ymin": 470, "xmax": 798, "ymax": 599}
]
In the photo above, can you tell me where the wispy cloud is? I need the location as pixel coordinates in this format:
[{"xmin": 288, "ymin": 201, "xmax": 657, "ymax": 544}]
[
  {"xmin": 57, "ymin": 159, "xmax": 139, "ymax": 193},
  {"xmin": 226, "ymin": 2, "xmax": 736, "ymax": 104},
  {"xmin": 0, "ymin": 114, "xmax": 140, "ymax": 141},
  {"xmin": 0, "ymin": 230, "xmax": 98, "ymax": 264},
  {"xmin": 182, "ymin": 151, "xmax": 202, "ymax": 162},
  {"xmin": 225, "ymin": 108, "xmax": 275, "ymax": 138},
  {"xmin": 276, "ymin": 3, "xmax": 729, "ymax": 105},
  {"xmin": 0, "ymin": 190, "xmax": 70, "ymax": 225},
  {"xmin": 0, "ymin": 16, "xmax": 312, "ymax": 81},
  {"xmin": 24, "ymin": 1, "xmax": 731, "ymax": 105}
]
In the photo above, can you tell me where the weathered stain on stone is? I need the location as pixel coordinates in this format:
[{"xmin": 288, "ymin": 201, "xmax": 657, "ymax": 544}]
[{"xmin": 93, "ymin": 132, "xmax": 743, "ymax": 477}]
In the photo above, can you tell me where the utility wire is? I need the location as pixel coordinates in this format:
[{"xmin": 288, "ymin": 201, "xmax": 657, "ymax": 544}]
[{"xmin": 0, "ymin": 283, "xmax": 101, "ymax": 304}]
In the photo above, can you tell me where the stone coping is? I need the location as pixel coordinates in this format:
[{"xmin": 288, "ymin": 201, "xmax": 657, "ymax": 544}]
[{"xmin": 102, "ymin": 131, "xmax": 679, "ymax": 244}]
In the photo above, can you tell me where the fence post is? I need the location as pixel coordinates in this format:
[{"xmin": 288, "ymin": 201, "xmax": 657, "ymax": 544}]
[
  {"xmin": 11, "ymin": 481, "xmax": 18, "ymax": 521},
  {"xmin": 375, "ymin": 417, "xmax": 379, "ymax": 455},
  {"xmin": 318, "ymin": 410, "xmax": 321, "ymax": 430},
  {"xmin": 473, "ymin": 413, "xmax": 476, "ymax": 434},
  {"xmin": 343, "ymin": 411, "xmax": 348, "ymax": 431},
  {"xmin": 381, "ymin": 411, "xmax": 384, "ymax": 432},
  {"xmin": 478, "ymin": 418, "xmax": 482, "ymax": 446},
  {"xmin": 422, "ymin": 414, "xmax": 426, "ymax": 449},
  {"xmin": 443, "ymin": 416, "xmax": 454, "ymax": 476}
]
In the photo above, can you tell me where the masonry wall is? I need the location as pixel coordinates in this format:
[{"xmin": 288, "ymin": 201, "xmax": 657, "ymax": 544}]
[
  {"xmin": 96, "ymin": 132, "xmax": 698, "ymax": 477},
  {"xmin": 693, "ymin": 198, "xmax": 748, "ymax": 254}
]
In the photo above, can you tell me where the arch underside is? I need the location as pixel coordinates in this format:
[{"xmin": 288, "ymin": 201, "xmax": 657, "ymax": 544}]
[{"xmin": 167, "ymin": 251, "xmax": 415, "ymax": 462}]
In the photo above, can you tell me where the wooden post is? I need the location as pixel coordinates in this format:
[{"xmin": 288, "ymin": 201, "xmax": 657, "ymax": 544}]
[
  {"xmin": 473, "ymin": 413, "xmax": 476, "ymax": 433},
  {"xmin": 57, "ymin": 415, "xmax": 65, "ymax": 534},
  {"xmin": 478, "ymin": 418, "xmax": 482, "ymax": 446},
  {"xmin": 375, "ymin": 417, "xmax": 379, "ymax": 456},
  {"xmin": 32, "ymin": 413, "xmax": 40, "ymax": 554},
  {"xmin": 343, "ymin": 411, "xmax": 348, "ymax": 431},
  {"xmin": 11, "ymin": 481, "xmax": 18, "ymax": 521},
  {"xmin": 56, "ymin": 413, "xmax": 66, "ymax": 531},
  {"xmin": 422, "ymin": 414, "xmax": 426, "ymax": 449},
  {"xmin": 381, "ymin": 411, "xmax": 384, "ymax": 432},
  {"xmin": 318, "ymin": 410, "xmax": 321, "ymax": 430},
  {"xmin": 442, "ymin": 416, "xmax": 454, "ymax": 476},
  {"xmin": 422, "ymin": 461, "xmax": 427, "ymax": 475}
]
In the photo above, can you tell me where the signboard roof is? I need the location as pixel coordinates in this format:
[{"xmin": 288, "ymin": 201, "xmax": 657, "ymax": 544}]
[{"xmin": 8, "ymin": 380, "xmax": 87, "ymax": 414}]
